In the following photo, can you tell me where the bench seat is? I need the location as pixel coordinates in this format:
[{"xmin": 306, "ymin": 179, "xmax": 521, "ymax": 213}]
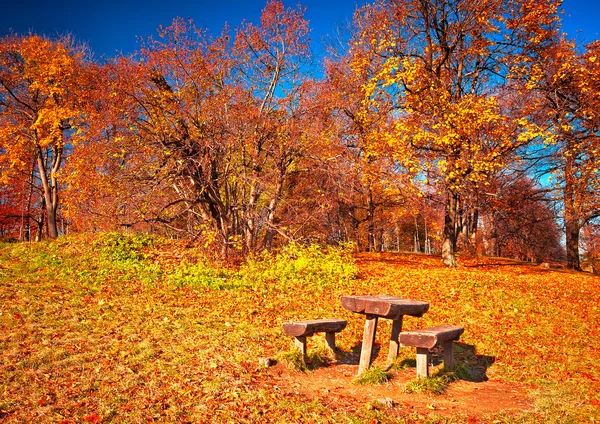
[
  {"xmin": 400, "ymin": 324, "xmax": 464, "ymax": 377},
  {"xmin": 283, "ymin": 319, "xmax": 347, "ymax": 363}
]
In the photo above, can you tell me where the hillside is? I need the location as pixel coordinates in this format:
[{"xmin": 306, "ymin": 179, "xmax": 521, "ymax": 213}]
[{"xmin": 1, "ymin": 233, "xmax": 599, "ymax": 423}]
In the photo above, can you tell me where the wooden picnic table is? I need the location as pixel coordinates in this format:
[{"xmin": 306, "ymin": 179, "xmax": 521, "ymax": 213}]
[{"xmin": 340, "ymin": 295, "xmax": 430, "ymax": 375}]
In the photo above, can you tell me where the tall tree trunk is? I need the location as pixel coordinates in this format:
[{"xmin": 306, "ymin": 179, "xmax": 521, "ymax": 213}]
[
  {"xmin": 20, "ymin": 159, "xmax": 37, "ymax": 242},
  {"xmin": 424, "ymin": 219, "xmax": 430, "ymax": 254},
  {"xmin": 262, "ymin": 169, "xmax": 286, "ymax": 250},
  {"xmin": 565, "ymin": 213, "xmax": 581, "ymax": 270},
  {"xmin": 35, "ymin": 197, "xmax": 46, "ymax": 242},
  {"xmin": 441, "ymin": 189, "xmax": 459, "ymax": 267},
  {"xmin": 366, "ymin": 190, "xmax": 376, "ymax": 252},
  {"xmin": 35, "ymin": 144, "xmax": 61, "ymax": 239},
  {"xmin": 245, "ymin": 181, "xmax": 259, "ymax": 254},
  {"xmin": 486, "ymin": 213, "xmax": 499, "ymax": 257},
  {"xmin": 564, "ymin": 152, "xmax": 581, "ymax": 270},
  {"xmin": 414, "ymin": 215, "xmax": 421, "ymax": 253}
]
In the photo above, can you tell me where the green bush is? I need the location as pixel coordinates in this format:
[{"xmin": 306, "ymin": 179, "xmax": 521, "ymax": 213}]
[
  {"xmin": 95, "ymin": 232, "xmax": 155, "ymax": 262},
  {"xmin": 240, "ymin": 242, "xmax": 357, "ymax": 289},
  {"xmin": 91, "ymin": 232, "xmax": 164, "ymax": 285},
  {"xmin": 167, "ymin": 260, "xmax": 240, "ymax": 290}
]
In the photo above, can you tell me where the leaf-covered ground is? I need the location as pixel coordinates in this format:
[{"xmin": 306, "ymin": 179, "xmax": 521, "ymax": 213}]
[{"xmin": 1, "ymin": 234, "xmax": 599, "ymax": 423}]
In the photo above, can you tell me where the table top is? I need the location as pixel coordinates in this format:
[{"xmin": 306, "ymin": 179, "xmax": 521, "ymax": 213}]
[{"xmin": 340, "ymin": 295, "xmax": 429, "ymax": 319}]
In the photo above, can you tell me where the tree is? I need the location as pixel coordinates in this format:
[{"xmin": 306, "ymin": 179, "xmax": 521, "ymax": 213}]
[
  {"xmin": 231, "ymin": 0, "xmax": 313, "ymax": 251},
  {"xmin": 321, "ymin": 21, "xmax": 418, "ymax": 252},
  {"xmin": 86, "ymin": 1, "xmax": 314, "ymax": 255},
  {"xmin": 581, "ymin": 221, "xmax": 600, "ymax": 274},
  {"xmin": 533, "ymin": 39, "xmax": 600, "ymax": 269},
  {"xmin": 0, "ymin": 34, "xmax": 91, "ymax": 238},
  {"xmin": 346, "ymin": 0, "xmax": 561, "ymax": 266},
  {"xmin": 479, "ymin": 176, "xmax": 563, "ymax": 262}
]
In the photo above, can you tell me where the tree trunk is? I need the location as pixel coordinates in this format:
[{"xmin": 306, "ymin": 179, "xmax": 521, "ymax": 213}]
[
  {"xmin": 565, "ymin": 214, "xmax": 581, "ymax": 270},
  {"xmin": 441, "ymin": 189, "xmax": 459, "ymax": 267},
  {"xmin": 485, "ymin": 213, "xmax": 499, "ymax": 257},
  {"xmin": 36, "ymin": 145, "xmax": 60, "ymax": 239},
  {"xmin": 414, "ymin": 215, "xmax": 421, "ymax": 253},
  {"xmin": 424, "ymin": 219, "xmax": 430, "ymax": 254},
  {"xmin": 245, "ymin": 181, "xmax": 260, "ymax": 254},
  {"xmin": 262, "ymin": 168, "xmax": 286, "ymax": 250},
  {"xmin": 35, "ymin": 198, "xmax": 45, "ymax": 242},
  {"xmin": 20, "ymin": 160, "xmax": 37, "ymax": 242},
  {"xmin": 366, "ymin": 190, "xmax": 376, "ymax": 252},
  {"xmin": 564, "ymin": 151, "xmax": 581, "ymax": 270}
]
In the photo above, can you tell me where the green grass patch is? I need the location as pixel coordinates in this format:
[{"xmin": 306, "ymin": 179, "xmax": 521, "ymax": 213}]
[
  {"xmin": 404, "ymin": 373, "xmax": 455, "ymax": 394},
  {"xmin": 240, "ymin": 242, "xmax": 358, "ymax": 289},
  {"xmin": 275, "ymin": 349, "xmax": 309, "ymax": 372},
  {"xmin": 167, "ymin": 259, "xmax": 241, "ymax": 290},
  {"xmin": 354, "ymin": 366, "xmax": 390, "ymax": 385}
]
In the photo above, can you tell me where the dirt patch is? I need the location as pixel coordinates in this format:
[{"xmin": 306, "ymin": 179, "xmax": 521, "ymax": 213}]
[{"xmin": 267, "ymin": 362, "xmax": 533, "ymax": 420}]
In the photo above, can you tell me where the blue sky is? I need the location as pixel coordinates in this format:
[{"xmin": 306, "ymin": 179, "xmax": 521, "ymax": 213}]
[{"xmin": 0, "ymin": 0, "xmax": 598, "ymax": 59}]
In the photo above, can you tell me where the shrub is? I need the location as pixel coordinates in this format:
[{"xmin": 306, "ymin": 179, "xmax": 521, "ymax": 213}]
[
  {"xmin": 240, "ymin": 242, "xmax": 357, "ymax": 289},
  {"xmin": 166, "ymin": 260, "xmax": 241, "ymax": 290},
  {"xmin": 95, "ymin": 232, "xmax": 155, "ymax": 262}
]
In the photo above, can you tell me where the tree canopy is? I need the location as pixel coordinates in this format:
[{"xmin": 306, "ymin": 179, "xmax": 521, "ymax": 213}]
[{"xmin": 1, "ymin": 0, "xmax": 598, "ymax": 270}]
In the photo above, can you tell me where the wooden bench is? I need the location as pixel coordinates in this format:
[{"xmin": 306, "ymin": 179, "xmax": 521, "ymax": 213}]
[
  {"xmin": 282, "ymin": 319, "xmax": 347, "ymax": 363},
  {"xmin": 399, "ymin": 324, "xmax": 464, "ymax": 378}
]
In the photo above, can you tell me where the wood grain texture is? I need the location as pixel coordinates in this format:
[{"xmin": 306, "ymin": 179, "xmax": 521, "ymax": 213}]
[
  {"xmin": 357, "ymin": 314, "xmax": 378, "ymax": 375},
  {"xmin": 282, "ymin": 319, "xmax": 347, "ymax": 337},
  {"xmin": 416, "ymin": 347, "xmax": 430, "ymax": 378},
  {"xmin": 399, "ymin": 324, "xmax": 464, "ymax": 349},
  {"xmin": 340, "ymin": 295, "xmax": 429, "ymax": 319}
]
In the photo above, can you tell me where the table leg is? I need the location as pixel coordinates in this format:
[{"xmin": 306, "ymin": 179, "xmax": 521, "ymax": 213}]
[
  {"xmin": 387, "ymin": 316, "xmax": 404, "ymax": 365},
  {"xmin": 358, "ymin": 314, "xmax": 378, "ymax": 375}
]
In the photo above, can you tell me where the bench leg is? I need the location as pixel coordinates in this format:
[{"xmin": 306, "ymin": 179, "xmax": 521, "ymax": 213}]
[
  {"xmin": 387, "ymin": 316, "xmax": 403, "ymax": 365},
  {"xmin": 294, "ymin": 336, "xmax": 308, "ymax": 364},
  {"xmin": 443, "ymin": 340, "xmax": 455, "ymax": 370},
  {"xmin": 358, "ymin": 314, "xmax": 378, "ymax": 375},
  {"xmin": 325, "ymin": 332, "xmax": 336, "ymax": 350},
  {"xmin": 416, "ymin": 347, "xmax": 429, "ymax": 378}
]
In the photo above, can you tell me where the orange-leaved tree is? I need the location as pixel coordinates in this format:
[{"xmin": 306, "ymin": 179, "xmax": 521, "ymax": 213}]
[
  {"xmin": 231, "ymin": 0, "xmax": 314, "ymax": 252},
  {"xmin": 532, "ymin": 38, "xmax": 600, "ymax": 269},
  {"xmin": 0, "ymin": 34, "xmax": 93, "ymax": 238},
  {"xmin": 86, "ymin": 1, "xmax": 315, "ymax": 255},
  {"xmin": 345, "ymin": 0, "xmax": 561, "ymax": 266}
]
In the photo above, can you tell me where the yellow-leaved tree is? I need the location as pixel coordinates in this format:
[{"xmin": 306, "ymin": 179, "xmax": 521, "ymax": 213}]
[
  {"xmin": 0, "ymin": 34, "xmax": 92, "ymax": 238},
  {"xmin": 347, "ymin": 0, "xmax": 561, "ymax": 266}
]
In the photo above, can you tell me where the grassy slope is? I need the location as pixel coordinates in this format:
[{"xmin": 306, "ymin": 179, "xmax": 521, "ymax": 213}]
[{"xmin": 0, "ymin": 233, "xmax": 599, "ymax": 423}]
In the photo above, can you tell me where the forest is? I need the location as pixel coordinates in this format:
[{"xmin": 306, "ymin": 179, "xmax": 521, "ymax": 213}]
[{"xmin": 1, "ymin": 0, "xmax": 599, "ymax": 270}]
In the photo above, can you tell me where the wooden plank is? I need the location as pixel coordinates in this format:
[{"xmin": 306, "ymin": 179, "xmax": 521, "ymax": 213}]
[
  {"xmin": 374, "ymin": 296, "xmax": 429, "ymax": 319},
  {"xmin": 387, "ymin": 316, "xmax": 403, "ymax": 364},
  {"xmin": 339, "ymin": 295, "xmax": 369, "ymax": 314},
  {"xmin": 282, "ymin": 319, "xmax": 347, "ymax": 337},
  {"xmin": 357, "ymin": 314, "xmax": 378, "ymax": 375},
  {"xmin": 416, "ymin": 347, "xmax": 429, "ymax": 378},
  {"xmin": 340, "ymin": 295, "xmax": 429, "ymax": 319},
  {"xmin": 399, "ymin": 325, "xmax": 464, "ymax": 349}
]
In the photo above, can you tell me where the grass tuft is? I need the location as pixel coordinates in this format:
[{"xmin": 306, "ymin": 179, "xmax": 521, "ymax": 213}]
[
  {"xmin": 275, "ymin": 349, "xmax": 308, "ymax": 373},
  {"xmin": 354, "ymin": 366, "xmax": 390, "ymax": 385},
  {"xmin": 403, "ymin": 366, "xmax": 463, "ymax": 394}
]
